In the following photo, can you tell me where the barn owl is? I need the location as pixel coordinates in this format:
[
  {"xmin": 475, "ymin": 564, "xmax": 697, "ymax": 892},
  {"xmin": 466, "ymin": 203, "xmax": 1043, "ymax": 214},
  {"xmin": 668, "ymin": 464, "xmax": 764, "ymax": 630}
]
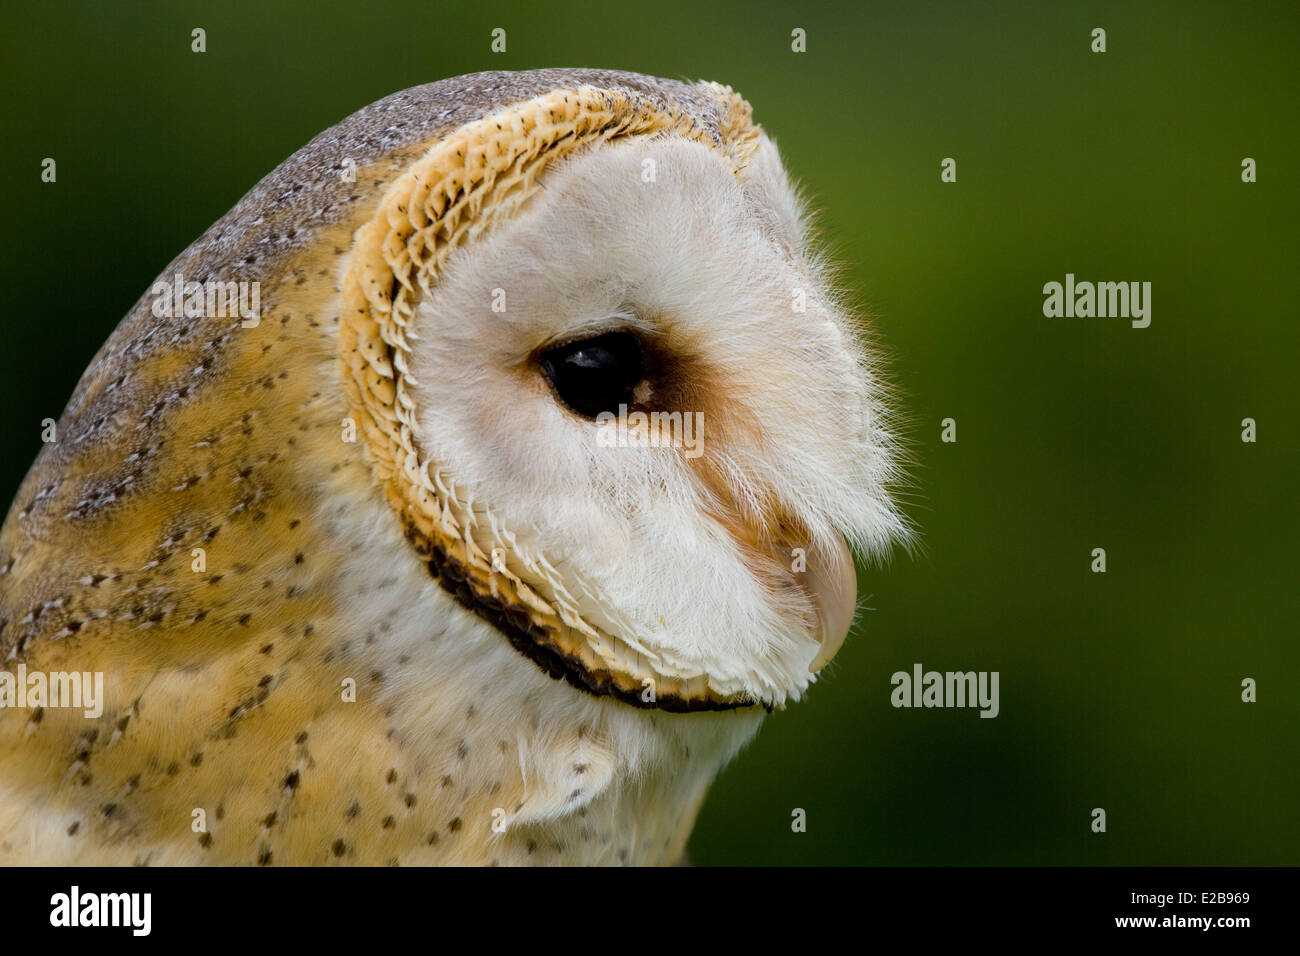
[{"xmin": 0, "ymin": 69, "xmax": 907, "ymax": 865}]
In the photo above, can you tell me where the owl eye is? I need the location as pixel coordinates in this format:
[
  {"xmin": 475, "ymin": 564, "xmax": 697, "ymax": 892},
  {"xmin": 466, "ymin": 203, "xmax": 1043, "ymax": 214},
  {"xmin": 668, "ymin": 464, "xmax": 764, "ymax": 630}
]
[{"xmin": 539, "ymin": 331, "xmax": 646, "ymax": 419}]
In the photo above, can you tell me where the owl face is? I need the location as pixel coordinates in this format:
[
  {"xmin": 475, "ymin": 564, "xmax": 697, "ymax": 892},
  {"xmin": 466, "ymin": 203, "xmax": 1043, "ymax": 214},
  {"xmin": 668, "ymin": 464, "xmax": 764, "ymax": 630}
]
[{"xmin": 396, "ymin": 134, "xmax": 906, "ymax": 708}]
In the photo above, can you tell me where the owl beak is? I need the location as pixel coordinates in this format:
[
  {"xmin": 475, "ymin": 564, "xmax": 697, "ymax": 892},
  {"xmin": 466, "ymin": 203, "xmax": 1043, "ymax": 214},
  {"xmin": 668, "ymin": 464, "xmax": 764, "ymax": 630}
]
[{"xmin": 803, "ymin": 535, "xmax": 858, "ymax": 673}]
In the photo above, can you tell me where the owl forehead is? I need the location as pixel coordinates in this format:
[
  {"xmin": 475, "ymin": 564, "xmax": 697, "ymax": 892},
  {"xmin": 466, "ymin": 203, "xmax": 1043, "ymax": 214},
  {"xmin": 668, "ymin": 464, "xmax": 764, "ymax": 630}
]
[{"xmin": 426, "ymin": 134, "xmax": 819, "ymax": 359}]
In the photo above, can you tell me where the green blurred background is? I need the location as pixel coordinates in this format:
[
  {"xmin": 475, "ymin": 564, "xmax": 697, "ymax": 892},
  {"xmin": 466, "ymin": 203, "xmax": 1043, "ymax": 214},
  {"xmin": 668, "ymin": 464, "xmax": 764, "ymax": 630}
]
[{"xmin": 1, "ymin": 1, "xmax": 1295, "ymax": 864}]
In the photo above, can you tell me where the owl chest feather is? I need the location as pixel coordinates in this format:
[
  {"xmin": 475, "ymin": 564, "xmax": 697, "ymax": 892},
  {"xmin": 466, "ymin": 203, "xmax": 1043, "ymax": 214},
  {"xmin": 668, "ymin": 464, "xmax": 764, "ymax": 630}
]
[{"xmin": 0, "ymin": 493, "xmax": 758, "ymax": 864}]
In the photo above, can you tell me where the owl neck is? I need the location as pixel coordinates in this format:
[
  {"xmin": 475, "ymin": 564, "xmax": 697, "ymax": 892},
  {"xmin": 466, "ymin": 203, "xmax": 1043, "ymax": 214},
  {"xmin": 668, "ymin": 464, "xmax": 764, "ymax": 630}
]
[{"xmin": 263, "ymin": 480, "xmax": 767, "ymax": 864}]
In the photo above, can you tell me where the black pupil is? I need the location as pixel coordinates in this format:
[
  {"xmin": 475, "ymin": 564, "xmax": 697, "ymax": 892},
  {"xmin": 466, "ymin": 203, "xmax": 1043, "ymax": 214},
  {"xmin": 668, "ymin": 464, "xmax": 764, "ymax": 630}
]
[{"xmin": 539, "ymin": 331, "xmax": 645, "ymax": 419}]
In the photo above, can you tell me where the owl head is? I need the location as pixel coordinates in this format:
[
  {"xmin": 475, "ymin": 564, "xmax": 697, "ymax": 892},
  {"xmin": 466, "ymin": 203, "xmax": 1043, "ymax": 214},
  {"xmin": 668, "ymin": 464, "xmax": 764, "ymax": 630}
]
[{"xmin": 336, "ymin": 76, "xmax": 910, "ymax": 712}]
